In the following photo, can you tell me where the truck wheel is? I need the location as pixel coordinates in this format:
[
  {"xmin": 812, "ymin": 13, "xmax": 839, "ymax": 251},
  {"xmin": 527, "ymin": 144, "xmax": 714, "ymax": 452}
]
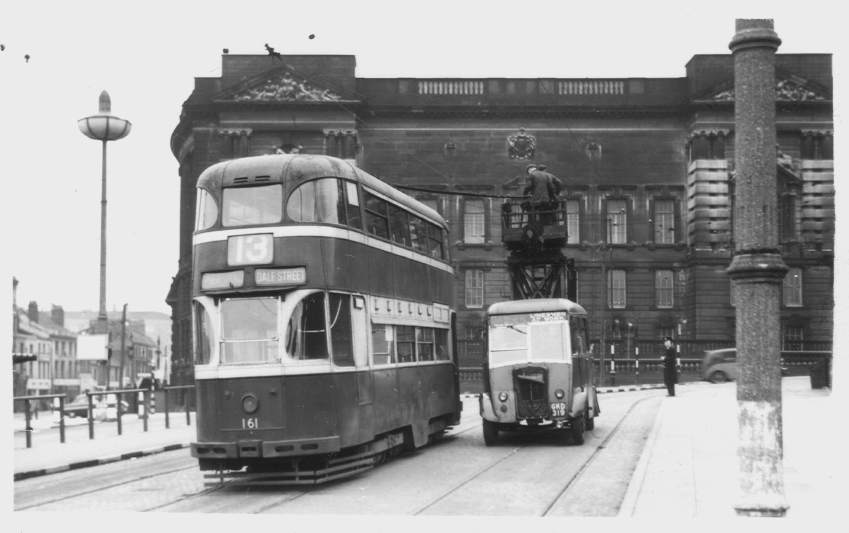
[
  {"xmin": 571, "ymin": 415, "xmax": 585, "ymax": 445},
  {"xmin": 585, "ymin": 410, "xmax": 595, "ymax": 430},
  {"xmin": 482, "ymin": 420, "xmax": 499, "ymax": 446}
]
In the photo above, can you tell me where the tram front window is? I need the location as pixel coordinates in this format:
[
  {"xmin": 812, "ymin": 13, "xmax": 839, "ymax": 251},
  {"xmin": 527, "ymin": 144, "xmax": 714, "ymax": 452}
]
[
  {"xmin": 222, "ymin": 185, "xmax": 282, "ymax": 227},
  {"xmin": 286, "ymin": 292, "xmax": 329, "ymax": 360},
  {"xmin": 220, "ymin": 298, "xmax": 279, "ymax": 364}
]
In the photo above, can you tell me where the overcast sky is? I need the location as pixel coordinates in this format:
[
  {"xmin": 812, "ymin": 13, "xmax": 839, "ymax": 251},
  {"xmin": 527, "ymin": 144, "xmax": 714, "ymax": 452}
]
[{"xmin": 1, "ymin": 0, "xmax": 844, "ymax": 317}]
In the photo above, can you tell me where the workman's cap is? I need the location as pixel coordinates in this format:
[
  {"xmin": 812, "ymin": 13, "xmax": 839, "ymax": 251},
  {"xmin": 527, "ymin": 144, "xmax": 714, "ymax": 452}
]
[{"xmin": 525, "ymin": 164, "xmax": 537, "ymax": 172}]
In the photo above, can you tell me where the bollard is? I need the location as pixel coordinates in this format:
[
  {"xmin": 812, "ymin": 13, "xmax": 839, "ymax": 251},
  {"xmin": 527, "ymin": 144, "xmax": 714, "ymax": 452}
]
[
  {"xmin": 59, "ymin": 396, "xmax": 66, "ymax": 444},
  {"xmin": 185, "ymin": 389, "xmax": 191, "ymax": 426},
  {"xmin": 87, "ymin": 393, "xmax": 95, "ymax": 440},
  {"xmin": 608, "ymin": 359, "xmax": 616, "ymax": 386},
  {"xmin": 143, "ymin": 390, "xmax": 149, "ymax": 432},
  {"xmin": 164, "ymin": 388, "xmax": 170, "ymax": 429},
  {"xmin": 24, "ymin": 400, "xmax": 32, "ymax": 449},
  {"xmin": 116, "ymin": 393, "xmax": 123, "ymax": 436},
  {"xmin": 635, "ymin": 358, "xmax": 640, "ymax": 387}
]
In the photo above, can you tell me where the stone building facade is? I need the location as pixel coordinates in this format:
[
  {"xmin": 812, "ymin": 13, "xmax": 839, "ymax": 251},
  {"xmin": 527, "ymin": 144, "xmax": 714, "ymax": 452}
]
[{"xmin": 168, "ymin": 53, "xmax": 833, "ymax": 382}]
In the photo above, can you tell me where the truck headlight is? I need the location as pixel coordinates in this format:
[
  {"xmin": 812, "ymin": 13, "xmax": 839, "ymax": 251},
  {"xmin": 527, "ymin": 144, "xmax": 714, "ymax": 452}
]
[
  {"xmin": 498, "ymin": 391, "xmax": 509, "ymax": 402},
  {"xmin": 554, "ymin": 389, "xmax": 565, "ymax": 399}
]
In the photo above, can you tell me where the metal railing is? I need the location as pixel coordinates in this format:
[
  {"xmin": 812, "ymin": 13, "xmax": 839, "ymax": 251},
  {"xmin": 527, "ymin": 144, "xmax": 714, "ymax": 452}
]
[
  {"xmin": 13, "ymin": 393, "xmax": 67, "ymax": 448},
  {"xmin": 13, "ymin": 385, "xmax": 196, "ymax": 448}
]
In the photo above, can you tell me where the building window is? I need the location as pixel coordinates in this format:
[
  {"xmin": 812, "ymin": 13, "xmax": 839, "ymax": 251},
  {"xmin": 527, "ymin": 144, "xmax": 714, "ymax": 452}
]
[
  {"xmin": 606, "ymin": 199, "xmax": 627, "ymax": 244},
  {"xmin": 566, "ymin": 199, "xmax": 580, "ymax": 244},
  {"xmin": 608, "ymin": 269, "xmax": 626, "ymax": 309},
  {"xmin": 783, "ymin": 268, "xmax": 802, "ymax": 307},
  {"xmin": 653, "ymin": 199, "xmax": 675, "ymax": 244},
  {"xmin": 779, "ymin": 194, "xmax": 798, "ymax": 242},
  {"xmin": 782, "ymin": 325, "xmax": 804, "ymax": 351},
  {"xmin": 463, "ymin": 199, "xmax": 486, "ymax": 244},
  {"xmin": 465, "ymin": 269, "xmax": 485, "ymax": 308},
  {"xmin": 463, "ymin": 199, "xmax": 485, "ymax": 243},
  {"xmin": 658, "ymin": 326, "xmax": 675, "ymax": 341},
  {"xmin": 655, "ymin": 270, "xmax": 674, "ymax": 308}
]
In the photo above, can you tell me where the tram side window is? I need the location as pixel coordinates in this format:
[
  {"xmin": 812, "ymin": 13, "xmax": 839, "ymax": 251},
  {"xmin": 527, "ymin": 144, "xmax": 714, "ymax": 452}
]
[
  {"xmin": 427, "ymin": 223, "xmax": 444, "ymax": 259},
  {"xmin": 417, "ymin": 328, "xmax": 434, "ymax": 361},
  {"xmin": 396, "ymin": 325, "xmax": 416, "ymax": 363},
  {"xmin": 286, "ymin": 292, "xmax": 329, "ymax": 360},
  {"xmin": 286, "ymin": 178, "xmax": 343, "ymax": 225},
  {"xmin": 372, "ymin": 324, "xmax": 396, "ymax": 365},
  {"xmin": 389, "ymin": 205, "xmax": 411, "ymax": 246},
  {"xmin": 364, "ymin": 192, "xmax": 390, "ymax": 239},
  {"xmin": 195, "ymin": 188, "xmax": 219, "ymax": 231},
  {"xmin": 193, "ymin": 302, "xmax": 213, "ymax": 364},
  {"xmin": 409, "ymin": 216, "xmax": 428, "ymax": 254},
  {"xmin": 434, "ymin": 328, "xmax": 450, "ymax": 360},
  {"xmin": 220, "ymin": 298, "xmax": 279, "ymax": 364},
  {"xmin": 222, "ymin": 185, "xmax": 282, "ymax": 227},
  {"xmin": 344, "ymin": 181, "xmax": 362, "ymax": 229},
  {"xmin": 329, "ymin": 293, "xmax": 354, "ymax": 367}
]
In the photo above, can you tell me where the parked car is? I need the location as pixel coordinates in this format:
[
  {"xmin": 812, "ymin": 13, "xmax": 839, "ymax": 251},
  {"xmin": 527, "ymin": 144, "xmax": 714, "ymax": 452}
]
[
  {"xmin": 702, "ymin": 348, "xmax": 789, "ymax": 383},
  {"xmin": 63, "ymin": 393, "xmax": 129, "ymax": 419},
  {"xmin": 64, "ymin": 394, "xmax": 93, "ymax": 418}
]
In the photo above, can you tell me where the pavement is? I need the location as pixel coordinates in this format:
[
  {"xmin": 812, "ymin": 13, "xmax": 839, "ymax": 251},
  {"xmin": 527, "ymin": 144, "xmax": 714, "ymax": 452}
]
[{"xmin": 12, "ymin": 377, "xmax": 837, "ymax": 520}]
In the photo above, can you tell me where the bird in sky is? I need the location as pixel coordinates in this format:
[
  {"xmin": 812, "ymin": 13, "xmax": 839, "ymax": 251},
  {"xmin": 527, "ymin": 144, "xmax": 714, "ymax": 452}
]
[
  {"xmin": 264, "ymin": 43, "xmax": 282, "ymax": 60},
  {"xmin": 223, "ymin": 48, "xmax": 229, "ymax": 54},
  {"xmin": 24, "ymin": 53, "xmax": 30, "ymax": 63},
  {"xmin": 1, "ymin": 44, "xmax": 5, "ymax": 51},
  {"xmin": 308, "ymin": 34, "xmax": 315, "ymax": 40}
]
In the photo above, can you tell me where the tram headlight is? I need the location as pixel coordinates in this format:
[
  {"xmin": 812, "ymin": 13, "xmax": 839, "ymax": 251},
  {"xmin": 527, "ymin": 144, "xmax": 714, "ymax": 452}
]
[
  {"xmin": 498, "ymin": 392, "xmax": 509, "ymax": 402},
  {"xmin": 554, "ymin": 389, "xmax": 565, "ymax": 400},
  {"xmin": 241, "ymin": 394, "xmax": 259, "ymax": 414}
]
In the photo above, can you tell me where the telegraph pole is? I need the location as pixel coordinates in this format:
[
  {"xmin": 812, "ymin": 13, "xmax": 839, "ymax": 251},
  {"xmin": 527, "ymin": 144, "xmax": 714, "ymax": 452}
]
[
  {"xmin": 119, "ymin": 304, "xmax": 128, "ymax": 389},
  {"xmin": 726, "ymin": 19, "xmax": 789, "ymax": 517}
]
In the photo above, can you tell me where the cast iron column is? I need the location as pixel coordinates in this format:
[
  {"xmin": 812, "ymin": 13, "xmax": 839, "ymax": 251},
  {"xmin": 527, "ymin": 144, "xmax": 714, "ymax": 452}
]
[{"xmin": 726, "ymin": 19, "xmax": 789, "ymax": 517}]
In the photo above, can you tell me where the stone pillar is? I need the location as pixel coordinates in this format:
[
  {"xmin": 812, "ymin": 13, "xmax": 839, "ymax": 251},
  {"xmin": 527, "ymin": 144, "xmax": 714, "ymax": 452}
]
[{"xmin": 726, "ymin": 19, "xmax": 789, "ymax": 517}]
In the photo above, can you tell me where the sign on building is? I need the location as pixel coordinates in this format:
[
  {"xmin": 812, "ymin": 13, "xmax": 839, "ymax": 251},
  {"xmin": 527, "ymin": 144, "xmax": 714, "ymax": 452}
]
[{"xmin": 77, "ymin": 334, "xmax": 109, "ymax": 360}]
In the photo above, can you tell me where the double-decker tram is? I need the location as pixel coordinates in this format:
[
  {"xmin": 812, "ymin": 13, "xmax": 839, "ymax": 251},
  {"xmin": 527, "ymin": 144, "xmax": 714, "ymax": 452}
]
[
  {"xmin": 189, "ymin": 154, "xmax": 461, "ymax": 484},
  {"xmin": 480, "ymin": 299, "xmax": 599, "ymax": 445}
]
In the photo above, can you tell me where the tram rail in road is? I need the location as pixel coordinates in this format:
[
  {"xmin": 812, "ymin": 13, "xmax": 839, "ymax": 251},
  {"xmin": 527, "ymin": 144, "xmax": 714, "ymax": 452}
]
[{"xmin": 16, "ymin": 390, "xmax": 664, "ymax": 516}]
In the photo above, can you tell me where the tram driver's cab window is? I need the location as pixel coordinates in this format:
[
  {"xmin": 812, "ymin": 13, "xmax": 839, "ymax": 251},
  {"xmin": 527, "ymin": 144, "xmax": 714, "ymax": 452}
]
[
  {"xmin": 222, "ymin": 185, "xmax": 282, "ymax": 227},
  {"xmin": 220, "ymin": 298, "xmax": 279, "ymax": 364}
]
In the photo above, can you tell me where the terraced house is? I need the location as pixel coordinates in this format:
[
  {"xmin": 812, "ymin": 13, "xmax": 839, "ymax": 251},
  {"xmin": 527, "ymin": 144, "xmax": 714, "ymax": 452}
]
[{"xmin": 168, "ymin": 52, "xmax": 833, "ymax": 383}]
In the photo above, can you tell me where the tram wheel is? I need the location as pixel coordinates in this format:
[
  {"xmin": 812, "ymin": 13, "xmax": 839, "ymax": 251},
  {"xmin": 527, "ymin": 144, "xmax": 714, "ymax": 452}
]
[
  {"xmin": 570, "ymin": 415, "xmax": 585, "ymax": 445},
  {"xmin": 482, "ymin": 420, "xmax": 499, "ymax": 446}
]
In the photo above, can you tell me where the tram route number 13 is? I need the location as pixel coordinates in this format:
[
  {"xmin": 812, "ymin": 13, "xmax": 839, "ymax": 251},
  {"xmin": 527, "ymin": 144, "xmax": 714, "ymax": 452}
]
[{"xmin": 242, "ymin": 417, "xmax": 259, "ymax": 429}]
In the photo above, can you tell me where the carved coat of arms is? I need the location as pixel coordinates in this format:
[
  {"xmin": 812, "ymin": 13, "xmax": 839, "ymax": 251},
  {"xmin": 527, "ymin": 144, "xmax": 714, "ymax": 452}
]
[{"xmin": 507, "ymin": 128, "xmax": 536, "ymax": 160}]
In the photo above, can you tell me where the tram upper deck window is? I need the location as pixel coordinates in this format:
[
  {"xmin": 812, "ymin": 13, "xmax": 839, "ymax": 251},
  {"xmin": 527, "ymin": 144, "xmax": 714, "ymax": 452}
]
[
  {"xmin": 286, "ymin": 178, "xmax": 347, "ymax": 225},
  {"xmin": 195, "ymin": 188, "xmax": 218, "ymax": 231},
  {"xmin": 364, "ymin": 192, "xmax": 389, "ymax": 239},
  {"xmin": 222, "ymin": 185, "xmax": 282, "ymax": 227},
  {"xmin": 220, "ymin": 298, "xmax": 279, "ymax": 364},
  {"xmin": 286, "ymin": 292, "xmax": 329, "ymax": 360}
]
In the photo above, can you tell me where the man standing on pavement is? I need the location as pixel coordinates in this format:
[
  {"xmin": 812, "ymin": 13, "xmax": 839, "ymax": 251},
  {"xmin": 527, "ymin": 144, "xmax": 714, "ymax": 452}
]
[{"xmin": 661, "ymin": 336, "xmax": 679, "ymax": 396}]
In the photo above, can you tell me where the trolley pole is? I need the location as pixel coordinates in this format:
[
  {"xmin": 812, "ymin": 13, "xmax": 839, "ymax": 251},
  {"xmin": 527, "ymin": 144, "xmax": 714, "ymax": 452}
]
[{"xmin": 726, "ymin": 19, "xmax": 789, "ymax": 517}]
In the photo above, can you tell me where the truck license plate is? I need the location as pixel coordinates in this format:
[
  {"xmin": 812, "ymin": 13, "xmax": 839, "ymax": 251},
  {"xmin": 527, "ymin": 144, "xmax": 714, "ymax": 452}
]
[{"xmin": 550, "ymin": 402, "xmax": 567, "ymax": 417}]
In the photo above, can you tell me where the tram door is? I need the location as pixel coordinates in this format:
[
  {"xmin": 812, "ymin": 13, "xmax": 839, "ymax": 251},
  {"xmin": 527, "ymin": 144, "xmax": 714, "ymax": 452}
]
[{"xmin": 352, "ymin": 296, "xmax": 375, "ymax": 442}]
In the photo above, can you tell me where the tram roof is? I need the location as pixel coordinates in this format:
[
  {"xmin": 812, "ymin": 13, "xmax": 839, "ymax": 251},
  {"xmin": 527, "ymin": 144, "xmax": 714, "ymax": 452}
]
[
  {"xmin": 197, "ymin": 154, "xmax": 446, "ymax": 228},
  {"xmin": 487, "ymin": 298, "xmax": 587, "ymax": 317}
]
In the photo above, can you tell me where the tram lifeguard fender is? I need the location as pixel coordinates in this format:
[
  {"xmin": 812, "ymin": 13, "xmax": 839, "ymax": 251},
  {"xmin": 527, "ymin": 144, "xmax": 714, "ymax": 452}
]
[{"xmin": 479, "ymin": 392, "xmax": 518, "ymax": 423}]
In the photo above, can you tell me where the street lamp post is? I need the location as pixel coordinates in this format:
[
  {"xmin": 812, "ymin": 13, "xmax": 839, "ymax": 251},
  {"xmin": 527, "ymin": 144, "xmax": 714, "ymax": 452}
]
[{"xmin": 78, "ymin": 91, "xmax": 131, "ymax": 334}]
